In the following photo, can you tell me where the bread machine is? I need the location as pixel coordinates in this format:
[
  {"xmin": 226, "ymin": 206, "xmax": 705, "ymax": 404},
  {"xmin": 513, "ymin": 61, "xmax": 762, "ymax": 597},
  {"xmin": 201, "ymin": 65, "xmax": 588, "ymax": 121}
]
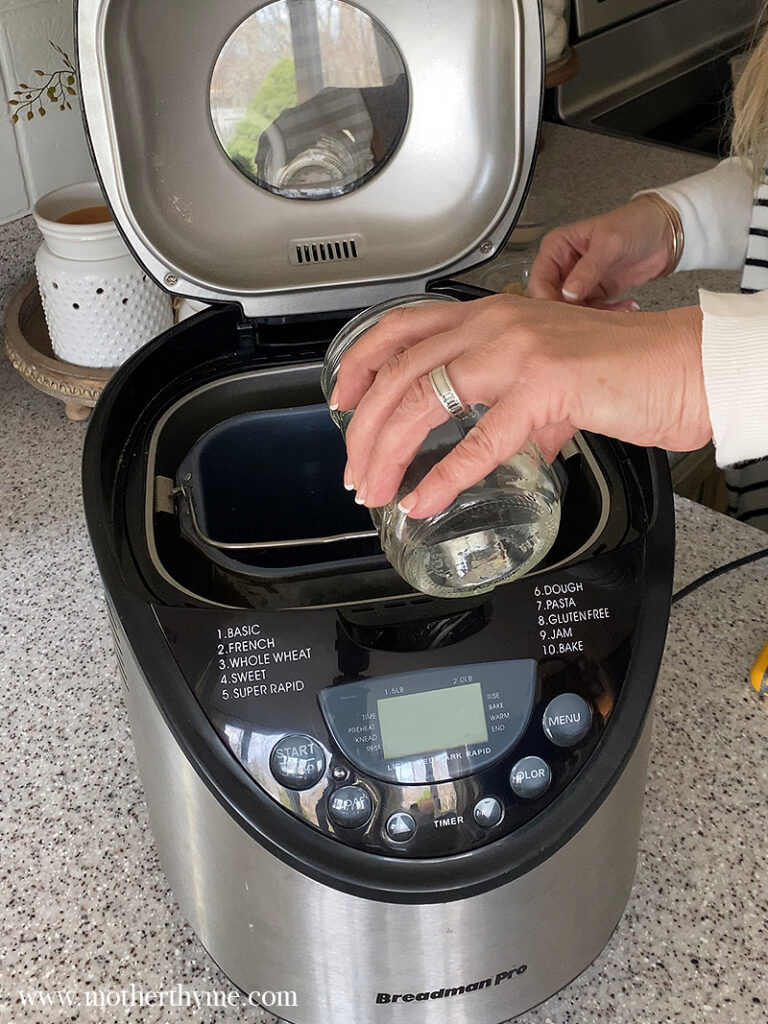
[{"xmin": 77, "ymin": 1, "xmax": 674, "ymax": 1021}]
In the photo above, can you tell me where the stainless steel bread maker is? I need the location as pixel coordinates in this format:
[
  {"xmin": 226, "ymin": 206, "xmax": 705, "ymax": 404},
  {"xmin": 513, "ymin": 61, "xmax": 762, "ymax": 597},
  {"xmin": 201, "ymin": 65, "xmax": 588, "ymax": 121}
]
[{"xmin": 78, "ymin": 2, "xmax": 674, "ymax": 1021}]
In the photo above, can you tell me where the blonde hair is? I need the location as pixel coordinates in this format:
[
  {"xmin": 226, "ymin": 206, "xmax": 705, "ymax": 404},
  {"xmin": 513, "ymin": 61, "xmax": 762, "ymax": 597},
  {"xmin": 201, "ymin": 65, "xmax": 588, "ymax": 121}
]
[{"xmin": 731, "ymin": 8, "xmax": 768, "ymax": 178}]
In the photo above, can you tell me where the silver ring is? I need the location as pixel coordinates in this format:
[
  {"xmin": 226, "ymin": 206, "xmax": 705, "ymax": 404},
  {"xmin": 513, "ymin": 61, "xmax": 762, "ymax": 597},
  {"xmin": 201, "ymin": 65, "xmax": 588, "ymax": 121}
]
[{"xmin": 428, "ymin": 364, "xmax": 469, "ymax": 418}]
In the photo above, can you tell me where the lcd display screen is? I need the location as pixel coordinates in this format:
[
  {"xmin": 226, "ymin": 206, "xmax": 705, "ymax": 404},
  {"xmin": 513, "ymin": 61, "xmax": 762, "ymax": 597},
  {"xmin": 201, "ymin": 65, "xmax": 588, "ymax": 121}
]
[{"xmin": 377, "ymin": 682, "xmax": 489, "ymax": 760}]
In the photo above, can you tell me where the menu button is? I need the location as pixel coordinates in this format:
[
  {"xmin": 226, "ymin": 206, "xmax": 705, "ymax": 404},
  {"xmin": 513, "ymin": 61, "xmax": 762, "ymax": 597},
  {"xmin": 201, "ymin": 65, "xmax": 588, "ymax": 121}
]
[{"xmin": 542, "ymin": 694, "xmax": 592, "ymax": 747}]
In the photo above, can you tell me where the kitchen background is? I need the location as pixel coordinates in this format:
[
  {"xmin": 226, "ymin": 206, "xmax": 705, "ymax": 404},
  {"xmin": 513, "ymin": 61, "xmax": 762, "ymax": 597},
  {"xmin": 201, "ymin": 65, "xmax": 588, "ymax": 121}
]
[
  {"xmin": 1, "ymin": 0, "xmax": 764, "ymax": 523},
  {"xmin": 0, "ymin": 0, "xmax": 765, "ymax": 512},
  {"xmin": 1, "ymin": 0, "xmax": 766, "ymax": 225},
  {"xmin": 2, "ymin": 4, "xmax": 768, "ymax": 1021},
  {"xmin": 0, "ymin": 0, "xmax": 93, "ymax": 224}
]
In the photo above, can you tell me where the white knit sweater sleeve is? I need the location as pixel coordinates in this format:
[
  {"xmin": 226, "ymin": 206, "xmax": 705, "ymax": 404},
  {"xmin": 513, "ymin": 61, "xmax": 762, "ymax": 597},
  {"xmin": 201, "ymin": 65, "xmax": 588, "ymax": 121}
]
[
  {"xmin": 636, "ymin": 156, "xmax": 754, "ymax": 271},
  {"xmin": 699, "ymin": 288, "xmax": 768, "ymax": 466},
  {"xmin": 638, "ymin": 158, "xmax": 768, "ymax": 465}
]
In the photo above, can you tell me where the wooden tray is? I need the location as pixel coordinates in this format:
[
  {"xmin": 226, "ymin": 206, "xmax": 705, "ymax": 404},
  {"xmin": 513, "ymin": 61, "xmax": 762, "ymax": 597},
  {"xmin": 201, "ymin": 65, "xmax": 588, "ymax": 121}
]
[
  {"xmin": 3, "ymin": 279, "xmax": 113, "ymax": 420},
  {"xmin": 545, "ymin": 48, "xmax": 579, "ymax": 90}
]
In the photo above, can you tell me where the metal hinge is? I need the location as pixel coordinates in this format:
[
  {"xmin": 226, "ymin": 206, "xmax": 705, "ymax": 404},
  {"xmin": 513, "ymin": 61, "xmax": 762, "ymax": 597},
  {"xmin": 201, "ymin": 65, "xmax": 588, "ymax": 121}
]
[
  {"xmin": 236, "ymin": 318, "xmax": 259, "ymax": 356},
  {"xmin": 154, "ymin": 476, "xmax": 176, "ymax": 515}
]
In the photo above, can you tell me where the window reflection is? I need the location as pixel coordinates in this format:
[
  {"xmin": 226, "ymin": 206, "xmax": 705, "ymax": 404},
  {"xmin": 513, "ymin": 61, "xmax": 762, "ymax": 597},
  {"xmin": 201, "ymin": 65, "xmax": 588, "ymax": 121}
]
[{"xmin": 210, "ymin": 0, "xmax": 409, "ymax": 199}]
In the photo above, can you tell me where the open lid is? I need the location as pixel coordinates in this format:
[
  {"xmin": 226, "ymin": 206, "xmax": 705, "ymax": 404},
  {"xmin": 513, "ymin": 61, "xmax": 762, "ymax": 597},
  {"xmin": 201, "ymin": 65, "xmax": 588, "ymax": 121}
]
[{"xmin": 77, "ymin": 0, "xmax": 543, "ymax": 318}]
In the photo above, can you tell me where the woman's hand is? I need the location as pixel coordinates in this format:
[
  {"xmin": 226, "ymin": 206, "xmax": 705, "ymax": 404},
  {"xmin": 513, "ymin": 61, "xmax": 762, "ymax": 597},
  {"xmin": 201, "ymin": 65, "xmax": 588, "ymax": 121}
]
[
  {"xmin": 528, "ymin": 195, "xmax": 674, "ymax": 308},
  {"xmin": 332, "ymin": 295, "xmax": 709, "ymax": 518}
]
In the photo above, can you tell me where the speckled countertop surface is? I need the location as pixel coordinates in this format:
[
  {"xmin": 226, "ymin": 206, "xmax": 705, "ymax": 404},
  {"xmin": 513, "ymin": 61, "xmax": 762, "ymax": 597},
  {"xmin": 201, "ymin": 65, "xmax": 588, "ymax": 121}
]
[{"xmin": 1, "ymin": 124, "xmax": 767, "ymax": 1023}]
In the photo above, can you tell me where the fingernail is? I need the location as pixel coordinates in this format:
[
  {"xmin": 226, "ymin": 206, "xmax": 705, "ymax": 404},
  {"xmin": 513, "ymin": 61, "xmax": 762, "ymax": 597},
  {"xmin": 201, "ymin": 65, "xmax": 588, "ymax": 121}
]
[
  {"xmin": 329, "ymin": 384, "xmax": 340, "ymax": 410},
  {"xmin": 343, "ymin": 463, "xmax": 354, "ymax": 490},
  {"xmin": 629, "ymin": 300, "xmax": 641, "ymax": 312},
  {"xmin": 397, "ymin": 494, "xmax": 416, "ymax": 515},
  {"xmin": 355, "ymin": 482, "xmax": 368, "ymax": 505},
  {"xmin": 562, "ymin": 288, "xmax": 579, "ymax": 301}
]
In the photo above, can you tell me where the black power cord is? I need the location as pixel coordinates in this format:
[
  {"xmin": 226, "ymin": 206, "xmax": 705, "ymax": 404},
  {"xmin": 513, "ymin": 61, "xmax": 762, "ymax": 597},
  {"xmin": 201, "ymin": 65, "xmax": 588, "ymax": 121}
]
[{"xmin": 672, "ymin": 546, "xmax": 768, "ymax": 606}]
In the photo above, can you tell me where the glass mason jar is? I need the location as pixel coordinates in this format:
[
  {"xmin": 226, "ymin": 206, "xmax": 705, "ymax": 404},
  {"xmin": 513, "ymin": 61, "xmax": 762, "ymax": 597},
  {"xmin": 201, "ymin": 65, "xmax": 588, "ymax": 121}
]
[{"xmin": 321, "ymin": 295, "xmax": 562, "ymax": 598}]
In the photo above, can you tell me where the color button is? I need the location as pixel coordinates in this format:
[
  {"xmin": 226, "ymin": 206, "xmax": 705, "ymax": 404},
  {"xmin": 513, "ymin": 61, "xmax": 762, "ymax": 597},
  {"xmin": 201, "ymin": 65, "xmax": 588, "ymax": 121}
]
[{"xmin": 509, "ymin": 756, "xmax": 551, "ymax": 800}]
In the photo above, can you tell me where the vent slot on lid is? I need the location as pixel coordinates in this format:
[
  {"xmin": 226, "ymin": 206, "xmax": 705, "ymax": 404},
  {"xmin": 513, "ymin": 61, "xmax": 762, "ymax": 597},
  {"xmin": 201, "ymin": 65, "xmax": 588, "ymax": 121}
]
[{"xmin": 290, "ymin": 234, "xmax": 365, "ymax": 266}]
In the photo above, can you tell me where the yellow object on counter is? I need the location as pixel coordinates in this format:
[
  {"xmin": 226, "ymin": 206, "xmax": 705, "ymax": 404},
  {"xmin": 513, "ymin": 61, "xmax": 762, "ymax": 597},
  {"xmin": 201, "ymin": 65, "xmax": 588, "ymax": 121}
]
[{"xmin": 750, "ymin": 640, "xmax": 768, "ymax": 694}]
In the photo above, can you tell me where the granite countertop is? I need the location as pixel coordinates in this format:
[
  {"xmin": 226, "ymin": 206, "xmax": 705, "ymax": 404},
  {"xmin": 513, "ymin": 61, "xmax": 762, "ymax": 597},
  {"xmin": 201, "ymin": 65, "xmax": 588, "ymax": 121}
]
[{"xmin": 1, "ymin": 123, "xmax": 767, "ymax": 1023}]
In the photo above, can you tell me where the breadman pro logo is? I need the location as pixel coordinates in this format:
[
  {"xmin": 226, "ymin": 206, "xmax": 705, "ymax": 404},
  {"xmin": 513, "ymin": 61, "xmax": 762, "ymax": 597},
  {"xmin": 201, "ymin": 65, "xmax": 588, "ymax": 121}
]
[{"xmin": 376, "ymin": 966, "xmax": 528, "ymax": 1005}]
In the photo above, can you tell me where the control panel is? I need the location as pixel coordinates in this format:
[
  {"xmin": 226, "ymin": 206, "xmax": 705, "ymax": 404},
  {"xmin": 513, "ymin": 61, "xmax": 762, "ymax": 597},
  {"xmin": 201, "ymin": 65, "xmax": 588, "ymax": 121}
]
[
  {"xmin": 156, "ymin": 542, "xmax": 643, "ymax": 858},
  {"xmin": 319, "ymin": 660, "xmax": 536, "ymax": 784}
]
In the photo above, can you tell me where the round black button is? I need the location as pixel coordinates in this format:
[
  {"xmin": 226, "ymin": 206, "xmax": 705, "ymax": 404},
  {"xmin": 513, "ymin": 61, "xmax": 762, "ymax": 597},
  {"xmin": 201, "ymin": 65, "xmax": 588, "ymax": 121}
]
[
  {"xmin": 473, "ymin": 797, "xmax": 503, "ymax": 828},
  {"xmin": 270, "ymin": 734, "xmax": 326, "ymax": 790},
  {"xmin": 542, "ymin": 693, "xmax": 592, "ymax": 747},
  {"xmin": 385, "ymin": 812, "xmax": 417, "ymax": 843},
  {"xmin": 328, "ymin": 786, "xmax": 372, "ymax": 829},
  {"xmin": 510, "ymin": 756, "xmax": 551, "ymax": 800}
]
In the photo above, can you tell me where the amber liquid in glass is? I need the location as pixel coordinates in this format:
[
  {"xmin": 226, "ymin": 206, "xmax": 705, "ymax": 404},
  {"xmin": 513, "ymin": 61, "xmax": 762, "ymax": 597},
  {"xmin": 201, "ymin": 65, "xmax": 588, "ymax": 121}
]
[{"xmin": 56, "ymin": 205, "xmax": 112, "ymax": 225}]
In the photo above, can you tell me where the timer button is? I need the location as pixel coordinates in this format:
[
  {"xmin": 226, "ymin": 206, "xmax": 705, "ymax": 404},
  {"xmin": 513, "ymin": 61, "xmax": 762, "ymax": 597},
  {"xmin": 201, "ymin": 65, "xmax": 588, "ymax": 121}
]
[
  {"xmin": 473, "ymin": 797, "xmax": 503, "ymax": 828},
  {"xmin": 542, "ymin": 693, "xmax": 592, "ymax": 747},
  {"xmin": 270, "ymin": 734, "xmax": 326, "ymax": 790},
  {"xmin": 510, "ymin": 756, "xmax": 551, "ymax": 800},
  {"xmin": 328, "ymin": 786, "xmax": 372, "ymax": 829},
  {"xmin": 385, "ymin": 812, "xmax": 417, "ymax": 843}
]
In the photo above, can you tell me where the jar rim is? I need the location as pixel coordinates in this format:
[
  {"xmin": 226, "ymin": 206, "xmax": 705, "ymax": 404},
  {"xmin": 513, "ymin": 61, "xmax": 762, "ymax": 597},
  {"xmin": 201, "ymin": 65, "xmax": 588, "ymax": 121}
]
[{"xmin": 320, "ymin": 293, "xmax": 457, "ymax": 402}]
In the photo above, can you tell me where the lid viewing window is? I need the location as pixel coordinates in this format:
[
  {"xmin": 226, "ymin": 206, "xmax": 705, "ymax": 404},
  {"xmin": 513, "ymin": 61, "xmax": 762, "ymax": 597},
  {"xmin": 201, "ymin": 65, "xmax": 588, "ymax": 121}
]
[{"xmin": 210, "ymin": 0, "xmax": 409, "ymax": 200}]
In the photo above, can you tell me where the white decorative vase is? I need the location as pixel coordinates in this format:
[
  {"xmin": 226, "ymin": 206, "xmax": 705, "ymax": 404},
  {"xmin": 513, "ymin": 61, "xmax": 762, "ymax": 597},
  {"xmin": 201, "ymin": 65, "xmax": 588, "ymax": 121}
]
[
  {"xmin": 177, "ymin": 297, "xmax": 210, "ymax": 322},
  {"xmin": 33, "ymin": 181, "xmax": 174, "ymax": 368}
]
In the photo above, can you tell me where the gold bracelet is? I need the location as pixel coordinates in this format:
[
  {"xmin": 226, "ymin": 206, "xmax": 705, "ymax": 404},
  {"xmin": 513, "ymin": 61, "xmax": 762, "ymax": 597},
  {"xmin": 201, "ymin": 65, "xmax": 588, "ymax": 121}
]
[{"xmin": 633, "ymin": 192, "xmax": 685, "ymax": 278}]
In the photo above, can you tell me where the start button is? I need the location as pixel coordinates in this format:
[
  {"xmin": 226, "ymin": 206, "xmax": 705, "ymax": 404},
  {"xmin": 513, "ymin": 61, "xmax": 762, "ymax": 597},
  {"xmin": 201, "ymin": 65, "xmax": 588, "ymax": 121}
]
[{"xmin": 270, "ymin": 734, "xmax": 326, "ymax": 790}]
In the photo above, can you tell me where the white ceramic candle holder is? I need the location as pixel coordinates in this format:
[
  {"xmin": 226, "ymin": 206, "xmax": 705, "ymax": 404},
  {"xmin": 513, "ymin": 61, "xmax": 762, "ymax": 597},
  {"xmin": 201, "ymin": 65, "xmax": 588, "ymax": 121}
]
[{"xmin": 33, "ymin": 181, "xmax": 174, "ymax": 368}]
